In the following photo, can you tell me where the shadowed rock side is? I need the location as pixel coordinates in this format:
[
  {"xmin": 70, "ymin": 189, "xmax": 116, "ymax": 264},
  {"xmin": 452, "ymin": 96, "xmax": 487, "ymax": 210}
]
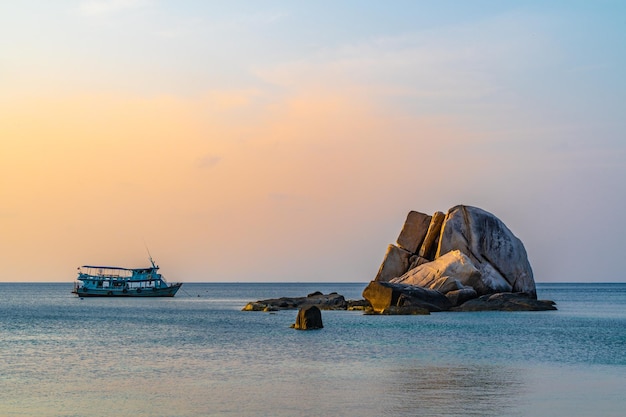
[
  {"xmin": 396, "ymin": 211, "xmax": 432, "ymax": 253},
  {"xmin": 418, "ymin": 211, "xmax": 445, "ymax": 260},
  {"xmin": 452, "ymin": 293, "xmax": 557, "ymax": 312},
  {"xmin": 365, "ymin": 205, "xmax": 555, "ymax": 313},
  {"xmin": 291, "ymin": 305, "xmax": 324, "ymax": 330}
]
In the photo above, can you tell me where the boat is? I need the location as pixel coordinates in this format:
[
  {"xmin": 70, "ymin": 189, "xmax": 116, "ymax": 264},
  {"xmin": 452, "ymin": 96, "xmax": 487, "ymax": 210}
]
[{"xmin": 72, "ymin": 257, "xmax": 182, "ymax": 297}]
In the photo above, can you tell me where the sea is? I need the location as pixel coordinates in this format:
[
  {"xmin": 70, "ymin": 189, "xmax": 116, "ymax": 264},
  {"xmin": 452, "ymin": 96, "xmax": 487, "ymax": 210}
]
[{"xmin": 0, "ymin": 282, "xmax": 624, "ymax": 417}]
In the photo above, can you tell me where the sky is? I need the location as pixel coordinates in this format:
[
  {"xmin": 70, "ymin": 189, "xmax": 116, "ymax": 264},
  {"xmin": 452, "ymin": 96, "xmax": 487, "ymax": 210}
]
[{"xmin": 1, "ymin": 1, "xmax": 625, "ymax": 283}]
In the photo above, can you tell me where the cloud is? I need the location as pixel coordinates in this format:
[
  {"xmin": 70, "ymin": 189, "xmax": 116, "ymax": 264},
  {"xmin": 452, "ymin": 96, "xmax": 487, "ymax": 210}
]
[
  {"xmin": 255, "ymin": 12, "xmax": 553, "ymax": 107},
  {"xmin": 78, "ymin": 0, "xmax": 150, "ymax": 16},
  {"xmin": 196, "ymin": 155, "xmax": 221, "ymax": 169}
]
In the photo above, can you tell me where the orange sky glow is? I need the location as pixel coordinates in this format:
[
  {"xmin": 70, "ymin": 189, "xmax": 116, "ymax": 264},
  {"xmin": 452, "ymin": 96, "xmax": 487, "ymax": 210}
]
[{"xmin": 1, "ymin": 2, "xmax": 624, "ymax": 282}]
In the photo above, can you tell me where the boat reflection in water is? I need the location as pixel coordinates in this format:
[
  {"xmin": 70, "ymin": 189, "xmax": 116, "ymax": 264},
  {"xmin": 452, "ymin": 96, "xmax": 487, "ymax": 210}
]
[{"xmin": 72, "ymin": 258, "xmax": 182, "ymax": 297}]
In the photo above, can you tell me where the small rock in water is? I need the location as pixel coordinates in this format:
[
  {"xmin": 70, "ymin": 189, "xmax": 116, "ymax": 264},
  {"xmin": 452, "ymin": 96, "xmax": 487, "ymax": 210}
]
[{"xmin": 291, "ymin": 305, "xmax": 323, "ymax": 330}]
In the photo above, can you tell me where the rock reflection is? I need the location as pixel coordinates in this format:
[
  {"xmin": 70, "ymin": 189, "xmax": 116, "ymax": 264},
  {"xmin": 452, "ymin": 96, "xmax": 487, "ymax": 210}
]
[{"xmin": 383, "ymin": 364, "xmax": 525, "ymax": 417}]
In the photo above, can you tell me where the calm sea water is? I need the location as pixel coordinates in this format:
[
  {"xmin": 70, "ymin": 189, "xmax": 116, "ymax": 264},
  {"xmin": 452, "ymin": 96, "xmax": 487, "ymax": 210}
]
[{"xmin": 1, "ymin": 282, "xmax": 624, "ymax": 417}]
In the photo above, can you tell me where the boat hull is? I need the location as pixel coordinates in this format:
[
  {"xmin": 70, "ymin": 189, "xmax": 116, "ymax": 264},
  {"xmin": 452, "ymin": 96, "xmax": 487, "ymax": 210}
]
[{"xmin": 73, "ymin": 284, "xmax": 182, "ymax": 297}]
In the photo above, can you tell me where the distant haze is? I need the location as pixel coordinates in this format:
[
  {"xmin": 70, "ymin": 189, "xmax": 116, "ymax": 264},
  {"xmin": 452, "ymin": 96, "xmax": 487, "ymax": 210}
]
[{"xmin": 1, "ymin": 1, "xmax": 624, "ymax": 282}]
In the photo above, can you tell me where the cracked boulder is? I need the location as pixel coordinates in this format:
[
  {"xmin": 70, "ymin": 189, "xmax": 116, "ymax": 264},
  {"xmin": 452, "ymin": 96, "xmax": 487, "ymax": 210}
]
[{"xmin": 436, "ymin": 205, "xmax": 536, "ymax": 298}]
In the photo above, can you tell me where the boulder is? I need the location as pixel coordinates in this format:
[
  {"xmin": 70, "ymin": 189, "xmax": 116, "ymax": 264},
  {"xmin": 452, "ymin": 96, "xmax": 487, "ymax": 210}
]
[
  {"xmin": 292, "ymin": 305, "xmax": 324, "ymax": 330},
  {"xmin": 418, "ymin": 211, "xmax": 445, "ymax": 260},
  {"xmin": 374, "ymin": 244, "xmax": 413, "ymax": 282},
  {"xmin": 452, "ymin": 293, "xmax": 557, "ymax": 312},
  {"xmin": 390, "ymin": 250, "xmax": 482, "ymax": 294},
  {"xmin": 436, "ymin": 205, "xmax": 536, "ymax": 297},
  {"xmin": 396, "ymin": 211, "xmax": 432, "ymax": 253},
  {"xmin": 445, "ymin": 287, "xmax": 478, "ymax": 307},
  {"xmin": 362, "ymin": 281, "xmax": 452, "ymax": 313}
]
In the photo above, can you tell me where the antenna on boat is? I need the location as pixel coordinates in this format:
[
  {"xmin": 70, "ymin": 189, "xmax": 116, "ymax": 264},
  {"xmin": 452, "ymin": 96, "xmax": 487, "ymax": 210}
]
[{"xmin": 143, "ymin": 240, "xmax": 157, "ymax": 268}]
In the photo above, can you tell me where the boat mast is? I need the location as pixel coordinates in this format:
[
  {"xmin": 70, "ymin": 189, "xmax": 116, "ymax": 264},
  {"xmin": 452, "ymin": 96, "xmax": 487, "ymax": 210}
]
[{"xmin": 144, "ymin": 242, "xmax": 157, "ymax": 269}]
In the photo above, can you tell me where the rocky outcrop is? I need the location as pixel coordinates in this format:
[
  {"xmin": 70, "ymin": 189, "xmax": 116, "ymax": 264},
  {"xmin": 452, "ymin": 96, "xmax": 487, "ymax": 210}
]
[
  {"xmin": 291, "ymin": 305, "xmax": 324, "ymax": 330},
  {"xmin": 364, "ymin": 205, "xmax": 555, "ymax": 313},
  {"xmin": 452, "ymin": 293, "xmax": 557, "ymax": 312},
  {"xmin": 242, "ymin": 292, "xmax": 366, "ymax": 311}
]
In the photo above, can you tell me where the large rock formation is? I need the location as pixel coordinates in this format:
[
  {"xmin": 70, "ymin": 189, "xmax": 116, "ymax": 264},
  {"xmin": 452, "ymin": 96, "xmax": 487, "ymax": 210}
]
[{"xmin": 364, "ymin": 205, "xmax": 553, "ymax": 312}]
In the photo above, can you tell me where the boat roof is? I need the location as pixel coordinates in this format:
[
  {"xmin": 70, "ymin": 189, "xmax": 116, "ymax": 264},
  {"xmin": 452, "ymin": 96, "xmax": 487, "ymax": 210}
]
[{"xmin": 80, "ymin": 265, "xmax": 158, "ymax": 272}]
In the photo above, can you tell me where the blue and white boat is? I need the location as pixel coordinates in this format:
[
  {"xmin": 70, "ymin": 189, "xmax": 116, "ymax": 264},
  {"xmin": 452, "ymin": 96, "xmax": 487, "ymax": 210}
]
[{"xmin": 72, "ymin": 258, "xmax": 182, "ymax": 297}]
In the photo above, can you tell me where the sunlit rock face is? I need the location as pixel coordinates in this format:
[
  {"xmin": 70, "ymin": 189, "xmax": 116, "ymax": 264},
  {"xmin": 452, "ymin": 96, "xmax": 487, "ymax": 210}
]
[
  {"xmin": 366, "ymin": 205, "xmax": 538, "ymax": 311},
  {"xmin": 374, "ymin": 244, "xmax": 413, "ymax": 283},
  {"xmin": 436, "ymin": 205, "xmax": 536, "ymax": 298},
  {"xmin": 391, "ymin": 250, "xmax": 482, "ymax": 293}
]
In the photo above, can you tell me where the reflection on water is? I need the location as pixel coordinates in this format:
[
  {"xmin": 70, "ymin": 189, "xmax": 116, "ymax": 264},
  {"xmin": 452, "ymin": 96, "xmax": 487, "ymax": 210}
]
[{"xmin": 383, "ymin": 364, "xmax": 525, "ymax": 417}]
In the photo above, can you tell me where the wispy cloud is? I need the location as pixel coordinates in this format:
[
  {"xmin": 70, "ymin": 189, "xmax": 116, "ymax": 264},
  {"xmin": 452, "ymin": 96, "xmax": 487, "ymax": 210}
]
[
  {"xmin": 255, "ymin": 12, "xmax": 552, "ymax": 102},
  {"xmin": 196, "ymin": 155, "xmax": 222, "ymax": 169},
  {"xmin": 78, "ymin": 0, "xmax": 150, "ymax": 16}
]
